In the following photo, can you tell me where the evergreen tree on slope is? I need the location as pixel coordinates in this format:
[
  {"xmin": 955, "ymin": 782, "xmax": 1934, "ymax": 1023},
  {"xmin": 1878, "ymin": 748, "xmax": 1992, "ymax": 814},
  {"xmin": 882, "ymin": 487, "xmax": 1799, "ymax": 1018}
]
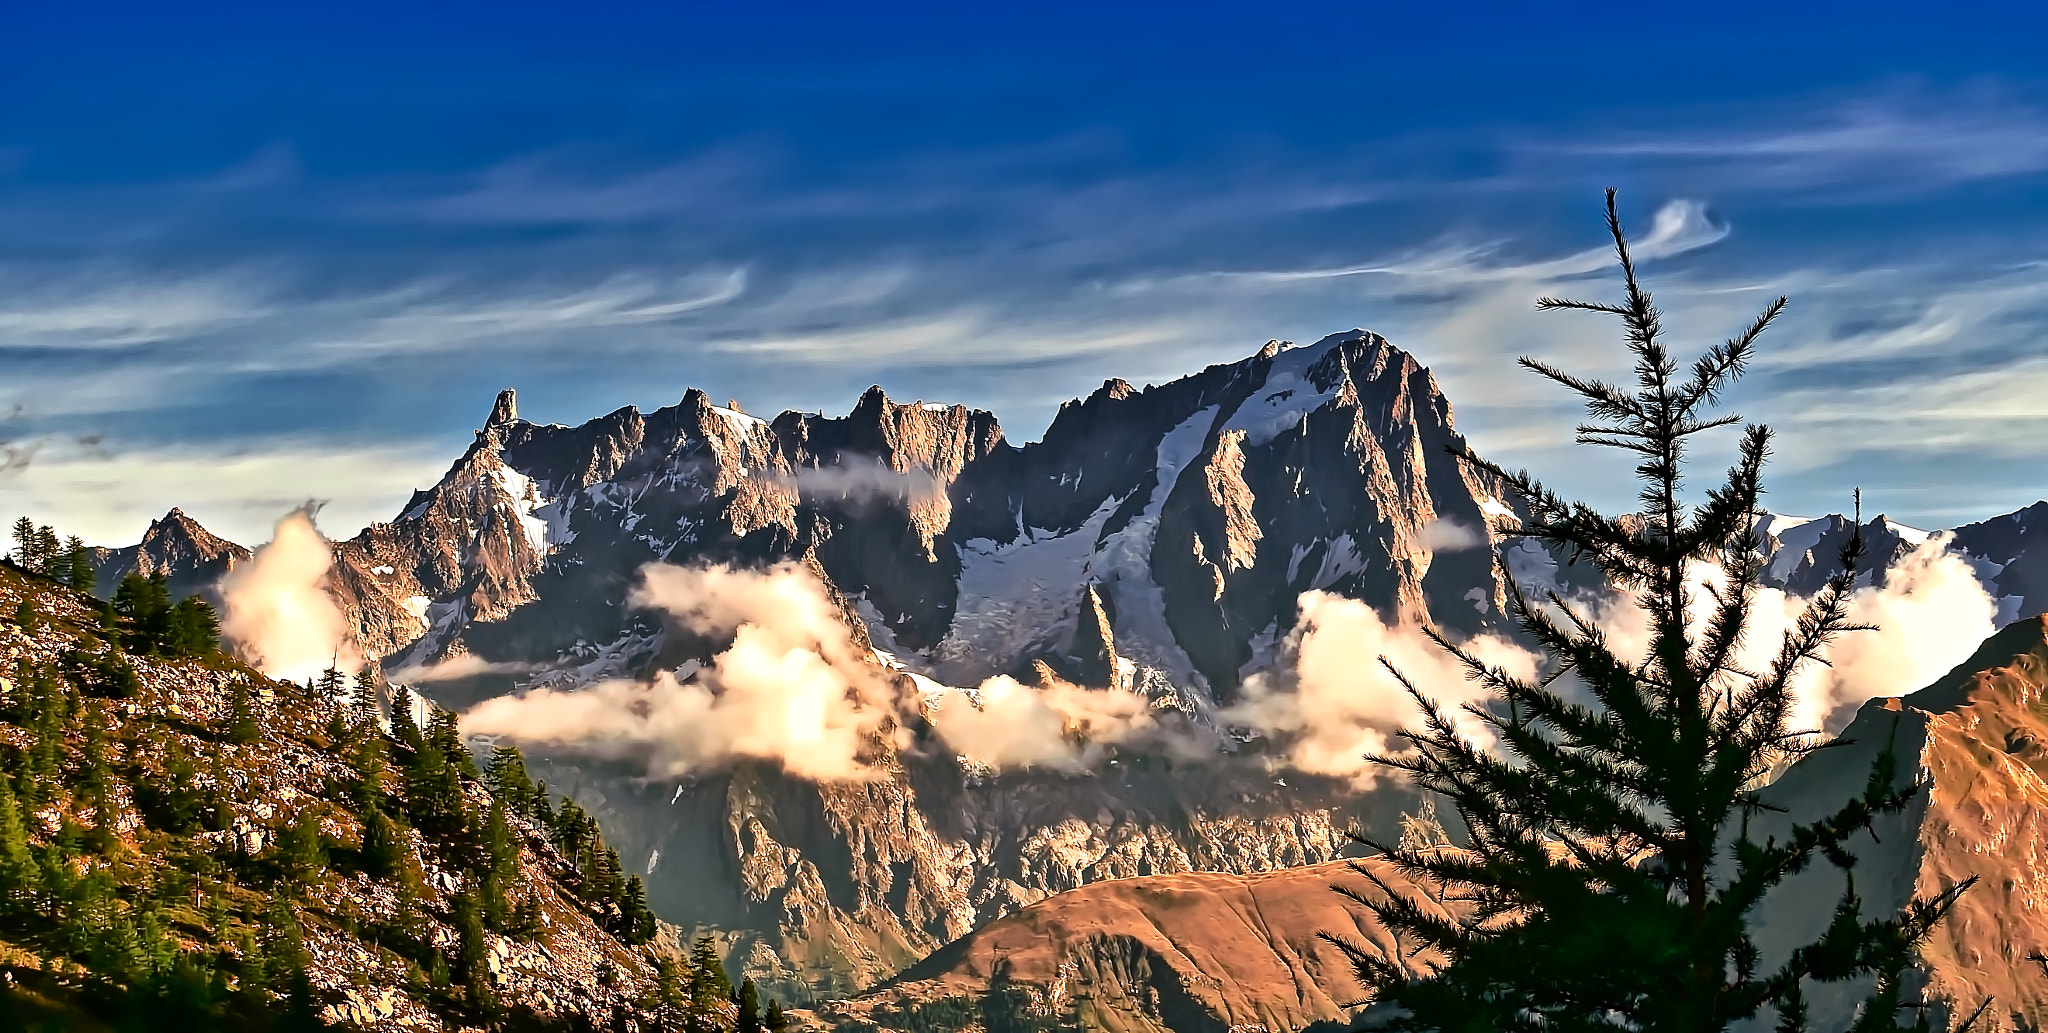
[{"xmin": 1344, "ymin": 191, "xmax": 1970, "ymax": 1032}]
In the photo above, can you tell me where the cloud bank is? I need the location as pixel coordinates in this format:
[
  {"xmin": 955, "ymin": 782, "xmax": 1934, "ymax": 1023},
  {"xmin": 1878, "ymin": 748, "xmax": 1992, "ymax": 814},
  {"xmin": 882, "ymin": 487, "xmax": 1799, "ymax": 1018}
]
[
  {"xmin": 460, "ymin": 531, "xmax": 2002, "ymax": 788},
  {"xmin": 462, "ymin": 562, "xmax": 1188, "ymax": 780}
]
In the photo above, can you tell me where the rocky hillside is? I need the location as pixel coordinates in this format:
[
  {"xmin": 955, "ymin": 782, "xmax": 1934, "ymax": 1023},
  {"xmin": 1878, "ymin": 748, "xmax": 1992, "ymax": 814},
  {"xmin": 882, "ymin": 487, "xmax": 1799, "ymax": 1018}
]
[{"xmin": 0, "ymin": 562, "xmax": 675, "ymax": 1031}]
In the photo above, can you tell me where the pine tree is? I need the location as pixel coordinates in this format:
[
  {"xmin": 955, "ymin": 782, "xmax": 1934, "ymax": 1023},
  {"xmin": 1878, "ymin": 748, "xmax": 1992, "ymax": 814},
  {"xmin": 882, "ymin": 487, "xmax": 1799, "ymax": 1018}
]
[
  {"xmin": 480, "ymin": 796, "xmax": 517, "ymax": 928},
  {"xmin": 654, "ymin": 952, "xmax": 689, "ymax": 1027},
  {"xmin": 427, "ymin": 709, "xmax": 478, "ymax": 780},
  {"xmin": 453, "ymin": 888, "xmax": 498, "ymax": 1018},
  {"xmin": 138, "ymin": 739, "xmax": 206, "ymax": 834},
  {"xmin": 485, "ymin": 745, "xmax": 533, "ymax": 811},
  {"xmin": 352, "ymin": 724, "xmax": 391, "ymax": 810},
  {"xmin": 360, "ymin": 802, "xmax": 408, "ymax": 880},
  {"xmin": 390, "ymin": 685, "xmax": 424, "ymax": 751},
  {"xmin": 530, "ymin": 779, "xmax": 555, "ymax": 830},
  {"xmin": 1342, "ymin": 191, "xmax": 1970, "ymax": 1032},
  {"xmin": 282, "ymin": 807, "xmax": 327, "ymax": 885},
  {"xmin": 316, "ymin": 665, "xmax": 344, "ymax": 700},
  {"xmin": 688, "ymin": 935, "xmax": 732, "ymax": 1021},
  {"xmin": 512, "ymin": 893, "xmax": 542, "ymax": 940},
  {"xmin": 78, "ymin": 707, "xmax": 118, "ymax": 851},
  {"xmin": 350, "ymin": 664, "xmax": 381, "ymax": 730},
  {"xmin": 111, "ymin": 572, "xmax": 175, "ymax": 653},
  {"xmin": 404, "ymin": 740, "xmax": 466, "ymax": 842},
  {"xmin": 33, "ymin": 526, "xmax": 59, "ymax": 578},
  {"xmin": 598, "ymin": 843, "xmax": 626, "ymax": 903},
  {"xmin": 736, "ymin": 976, "xmax": 763, "ymax": 1033},
  {"xmin": 0, "ymin": 776, "xmax": 37, "ymax": 910},
  {"xmin": 765, "ymin": 999, "xmax": 787, "ymax": 1033},
  {"xmin": 10, "ymin": 596, "xmax": 33, "ymax": 632},
  {"xmin": 624, "ymin": 874, "xmax": 656, "ymax": 944},
  {"xmin": 8, "ymin": 517, "xmax": 35, "ymax": 568},
  {"xmin": 165, "ymin": 596, "xmax": 221, "ymax": 657},
  {"xmin": 264, "ymin": 897, "xmax": 319, "ymax": 1028},
  {"xmin": 23, "ymin": 675, "xmax": 66, "ymax": 808},
  {"xmin": 64, "ymin": 537, "xmax": 93, "ymax": 594}
]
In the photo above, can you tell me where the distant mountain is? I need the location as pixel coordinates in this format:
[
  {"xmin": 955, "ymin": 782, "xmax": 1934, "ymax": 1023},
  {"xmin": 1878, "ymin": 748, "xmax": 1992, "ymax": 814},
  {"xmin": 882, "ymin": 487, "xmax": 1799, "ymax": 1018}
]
[
  {"xmin": 320, "ymin": 330, "xmax": 1508, "ymax": 703},
  {"xmin": 89, "ymin": 331, "xmax": 1506, "ymax": 998},
  {"xmin": 1950, "ymin": 501, "xmax": 2048, "ymax": 621}
]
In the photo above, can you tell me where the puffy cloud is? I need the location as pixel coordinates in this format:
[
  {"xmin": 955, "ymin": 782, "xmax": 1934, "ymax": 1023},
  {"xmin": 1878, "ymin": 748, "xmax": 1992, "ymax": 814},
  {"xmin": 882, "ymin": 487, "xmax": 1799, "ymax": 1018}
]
[
  {"xmin": 1224, "ymin": 591, "xmax": 1541, "ymax": 789},
  {"xmin": 1823, "ymin": 538, "xmax": 1999, "ymax": 724},
  {"xmin": 463, "ymin": 633, "xmax": 890, "ymax": 782},
  {"xmin": 1419, "ymin": 516, "xmax": 1484, "ymax": 552},
  {"xmin": 1579, "ymin": 535, "xmax": 1998, "ymax": 735},
  {"xmin": 218, "ymin": 507, "xmax": 358, "ymax": 684},
  {"xmin": 926, "ymin": 676, "xmax": 1189, "ymax": 772},
  {"xmin": 472, "ymin": 563, "xmax": 903, "ymax": 781},
  {"xmin": 457, "ymin": 533, "xmax": 2000, "ymax": 787}
]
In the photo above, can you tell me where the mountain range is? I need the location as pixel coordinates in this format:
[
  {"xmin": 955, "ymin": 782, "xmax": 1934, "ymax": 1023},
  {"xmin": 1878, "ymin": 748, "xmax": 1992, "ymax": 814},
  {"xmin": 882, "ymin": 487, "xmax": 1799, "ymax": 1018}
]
[{"xmin": 77, "ymin": 329, "xmax": 2048, "ymax": 1026}]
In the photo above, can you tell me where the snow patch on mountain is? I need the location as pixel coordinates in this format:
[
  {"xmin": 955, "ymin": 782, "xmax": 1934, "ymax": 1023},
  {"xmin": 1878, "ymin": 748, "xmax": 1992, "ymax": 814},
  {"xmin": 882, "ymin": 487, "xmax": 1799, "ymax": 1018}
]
[
  {"xmin": 934, "ymin": 501, "xmax": 1117, "ymax": 683},
  {"xmin": 493, "ymin": 463, "xmax": 554, "ymax": 555},
  {"xmin": 708, "ymin": 404, "xmax": 766, "ymax": 429},
  {"xmin": 1087, "ymin": 405, "xmax": 1218, "ymax": 692},
  {"xmin": 1222, "ymin": 338, "xmax": 1345, "ymax": 447}
]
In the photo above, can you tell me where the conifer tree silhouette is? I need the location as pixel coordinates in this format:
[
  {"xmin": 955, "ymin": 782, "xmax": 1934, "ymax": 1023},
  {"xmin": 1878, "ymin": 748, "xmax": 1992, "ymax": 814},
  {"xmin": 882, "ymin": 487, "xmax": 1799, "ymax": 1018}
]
[{"xmin": 1341, "ymin": 191, "xmax": 1972, "ymax": 1032}]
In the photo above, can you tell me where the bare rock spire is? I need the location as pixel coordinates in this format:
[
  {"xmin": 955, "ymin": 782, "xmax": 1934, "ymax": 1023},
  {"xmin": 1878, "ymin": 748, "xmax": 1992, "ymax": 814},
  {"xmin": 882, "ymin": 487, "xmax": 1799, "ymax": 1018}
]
[{"xmin": 487, "ymin": 388, "xmax": 518, "ymax": 428}]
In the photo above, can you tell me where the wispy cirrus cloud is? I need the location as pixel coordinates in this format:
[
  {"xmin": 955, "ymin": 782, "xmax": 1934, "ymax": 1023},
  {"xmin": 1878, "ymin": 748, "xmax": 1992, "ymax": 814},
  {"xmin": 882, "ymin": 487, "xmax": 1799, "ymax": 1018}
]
[
  {"xmin": 1128, "ymin": 198, "xmax": 1726, "ymax": 291},
  {"xmin": 7, "ymin": 79, "xmax": 2048, "ymax": 542},
  {"xmin": 1539, "ymin": 91, "xmax": 2048, "ymax": 199}
]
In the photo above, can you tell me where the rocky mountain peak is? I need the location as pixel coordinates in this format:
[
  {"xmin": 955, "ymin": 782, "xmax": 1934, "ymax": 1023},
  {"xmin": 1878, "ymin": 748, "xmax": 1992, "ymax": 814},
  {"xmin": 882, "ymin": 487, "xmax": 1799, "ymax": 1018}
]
[
  {"xmin": 89, "ymin": 507, "xmax": 250, "ymax": 601},
  {"xmin": 141, "ymin": 507, "xmax": 243, "ymax": 561},
  {"xmin": 487, "ymin": 387, "xmax": 519, "ymax": 428},
  {"xmin": 805, "ymin": 385, "xmax": 1006, "ymax": 481}
]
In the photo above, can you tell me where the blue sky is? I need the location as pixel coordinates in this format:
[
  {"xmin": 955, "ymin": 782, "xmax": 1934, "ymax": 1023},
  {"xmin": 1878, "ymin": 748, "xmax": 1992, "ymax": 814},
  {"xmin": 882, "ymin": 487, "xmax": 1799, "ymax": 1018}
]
[{"xmin": 5, "ymin": 1, "xmax": 2048, "ymax": 544}]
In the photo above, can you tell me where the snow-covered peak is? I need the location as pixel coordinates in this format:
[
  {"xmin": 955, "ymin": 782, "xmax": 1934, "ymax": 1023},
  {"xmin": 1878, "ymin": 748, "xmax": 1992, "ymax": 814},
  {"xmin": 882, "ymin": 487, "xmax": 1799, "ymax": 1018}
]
[{"xmin": 1220, "ymin": 332, "xmax": 1368, "ymax": 447}]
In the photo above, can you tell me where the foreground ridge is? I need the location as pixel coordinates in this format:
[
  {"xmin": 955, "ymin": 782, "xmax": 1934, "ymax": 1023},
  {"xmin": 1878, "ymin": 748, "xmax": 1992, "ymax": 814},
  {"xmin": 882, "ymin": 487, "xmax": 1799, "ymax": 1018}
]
[{"xmin": 0, "ymin": 561, "xmax": 680, "ymax": 1030}]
